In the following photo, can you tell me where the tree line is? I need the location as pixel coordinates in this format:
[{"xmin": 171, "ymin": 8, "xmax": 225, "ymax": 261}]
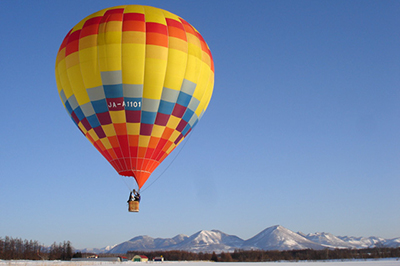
[
  {"xmin": 127, "ymin": 247, "xmax": 400, "ymax": 262},
  {"xmin": 226, "ymin": 247, "xmax": 400, "ymax": 262},
  {"xmin": 0, "ymin": 236, "xmax": 73, "ymax": 260}
]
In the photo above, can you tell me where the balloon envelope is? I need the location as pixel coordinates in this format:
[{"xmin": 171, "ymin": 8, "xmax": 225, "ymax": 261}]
[{"xmin": 55, "ymin": 5, "xmax": 214, "ymax": 188}]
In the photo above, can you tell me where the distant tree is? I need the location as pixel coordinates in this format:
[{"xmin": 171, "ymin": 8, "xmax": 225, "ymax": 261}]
[
  {"xmin": 220, "ymin": 252, "xmax": 233, "ymax": 262},
  {"xmin": 63, "ymin": 241, "xmax": 73, "ymax": 260},
  {"xmin": 73, "ymin": 251, "xmax": 82, "ymax": 258},
  {"xmin": 210, "ymin": 251, "xmax": 218, "ymax": 262},
  {"xmin": 0, "ymin": 237, "xmax": 3, "ymax": 258}
]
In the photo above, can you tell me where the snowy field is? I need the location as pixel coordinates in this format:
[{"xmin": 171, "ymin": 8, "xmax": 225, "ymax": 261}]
[{"xmin": 1, "ymin": 260, "xmax": 399, "ymax": 266}]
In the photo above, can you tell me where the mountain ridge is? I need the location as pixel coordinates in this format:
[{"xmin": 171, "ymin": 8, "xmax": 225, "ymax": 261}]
[{"xmin": 80, "ymin": 225, "xmax": 400, "ymax": 254}]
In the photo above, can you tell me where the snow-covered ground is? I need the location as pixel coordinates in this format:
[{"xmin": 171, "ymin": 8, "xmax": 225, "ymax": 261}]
[{"xmin": 1, "ymin": 259, "xmax": 399, "ymax": 266}]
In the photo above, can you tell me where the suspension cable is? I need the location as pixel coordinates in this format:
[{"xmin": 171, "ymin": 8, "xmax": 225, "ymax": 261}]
[
  {"xmin": 119, "ymin": 174, "xmax": 133, "ymax": 192},
  {"xmin": 140, "ymin": 132, "xmax": 193, "ymax": 193}
]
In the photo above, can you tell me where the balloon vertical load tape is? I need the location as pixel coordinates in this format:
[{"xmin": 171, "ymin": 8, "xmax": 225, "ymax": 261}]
[{"xmin": 129, "ymin": 201, "xmax": 139, "ymax": 212}]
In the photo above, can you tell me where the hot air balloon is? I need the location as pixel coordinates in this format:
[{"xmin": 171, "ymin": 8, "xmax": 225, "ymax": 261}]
[{"xmin": 55, "ymin": 5, "xmax": 214, "ymax": 212}]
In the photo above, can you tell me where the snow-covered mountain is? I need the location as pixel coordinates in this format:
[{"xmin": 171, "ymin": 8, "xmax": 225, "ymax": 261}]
[
  {"xmin": 83, "ymin": 225, "xmax": 400, "ymax": 254},
  {"xmin": 173, "ymin": 230, "xmax": 244, "ymax": 253},
  {"xmin": 108, "ymin": 230, "xmax": 243, "ymax": 254},
  {"xmin": 108, "ymin": 234, "xmax": 189, "ymax": 254},
  {"xmin": 336, "ymin": 235, "xmax": 398, "ymax": 249},
  {"xmin": 242, "ymin": 225, "xmax": 323, "ymax": 250},
  {"xmin": 300, "ymin": 232, "xmax": 354, "ymax": 249},
  {"xmin": 79, "ymin": 245, "xmax": 116, "ymax": 254}
]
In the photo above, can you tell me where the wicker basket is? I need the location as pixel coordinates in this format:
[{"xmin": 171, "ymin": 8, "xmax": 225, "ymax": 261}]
[{"xmin": 128, "ymin": 201, "xmax": 139, "ymax": 212}]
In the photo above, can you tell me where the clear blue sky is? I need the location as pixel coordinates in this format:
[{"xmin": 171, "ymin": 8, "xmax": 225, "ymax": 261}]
[{"xmin": 1, "ymin": 0, "xmax": 399, "ymax": 249}]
